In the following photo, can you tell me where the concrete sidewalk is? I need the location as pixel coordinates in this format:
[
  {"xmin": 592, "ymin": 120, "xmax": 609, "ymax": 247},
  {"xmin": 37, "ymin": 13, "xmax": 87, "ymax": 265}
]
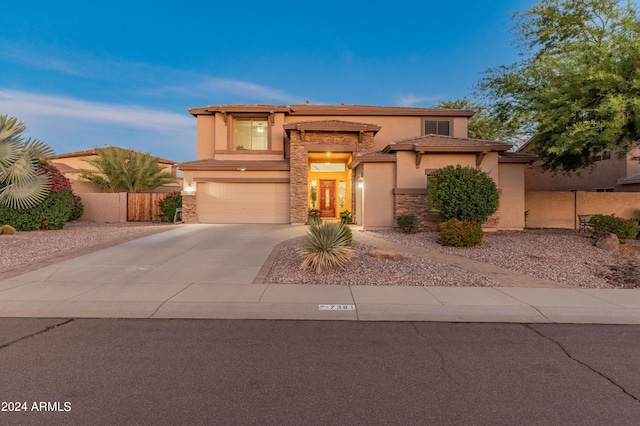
[{"xmin": 0, "ymin": 224, "xmax": 639, "ymax": 324}]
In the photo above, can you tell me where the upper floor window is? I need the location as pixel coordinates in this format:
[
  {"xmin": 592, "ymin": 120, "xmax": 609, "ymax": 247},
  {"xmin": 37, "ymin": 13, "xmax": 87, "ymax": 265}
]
[
  {"xmin": 424, "ymin": 120, "xmax": 450, "ymax": 136},
  {"xmin": 235, "ymin": 118, "xmax": 268, "ymax": 150},
  {"xmin": 595, "ymin": 151, "xmax": 611, "ymax": 161}
]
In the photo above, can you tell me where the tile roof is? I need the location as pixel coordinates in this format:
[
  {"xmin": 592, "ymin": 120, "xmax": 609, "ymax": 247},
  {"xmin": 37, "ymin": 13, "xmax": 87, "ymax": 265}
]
[
  {"xmin": 617, "ymin": 174, "xmax": 640, "ymax": 184},
  {"xmin": 348, "ymin": 151, "xmax": 396, "ymax": 168},
  {"xmin": 498, "ymin": 151, "xmax": 538, "ymax": 163},
  {"xmin": 383, "ymin": 135, "xmax": 512, "ymax": 153},
  {"xmin": 178, "ymin": 159, "xmax": 290, "ymax": 171},
  {"xmin": 189, "ymin": 104, "xmax": 475, "ymax": 118}
]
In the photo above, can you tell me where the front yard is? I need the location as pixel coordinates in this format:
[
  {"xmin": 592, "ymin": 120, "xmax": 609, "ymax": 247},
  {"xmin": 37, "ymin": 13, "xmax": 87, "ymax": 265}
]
[{"xmin": 264, "ymin": 229, "xmax": 640, "ymax": 288}]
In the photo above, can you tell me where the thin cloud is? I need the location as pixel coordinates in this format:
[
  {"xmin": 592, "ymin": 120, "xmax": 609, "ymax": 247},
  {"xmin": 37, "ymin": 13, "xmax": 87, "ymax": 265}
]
[
  {"xmin": 156, "ymin": 76, "xmax": 304, "ymax": 104},
  {"xmin": 0, "ymin": 39, "xmax": 85, "ymax": 76},
  {"xmin": 0, "ymin": 89, "xmax": 193, "ymax": 131},
  {"xmin": 395, "ymin": 94, "xmax": 441, "ymax": 107},
  {"xmin": 0, "ymin": 41, "xmax": 304, "ymax": 105}
]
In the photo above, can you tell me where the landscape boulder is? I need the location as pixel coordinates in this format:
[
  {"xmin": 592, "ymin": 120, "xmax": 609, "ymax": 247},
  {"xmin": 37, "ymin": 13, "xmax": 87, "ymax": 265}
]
[
  {"xmin": 368, "ymin": 249, "xmax": 404, "ymax": 261},
  {"xmin": 595, "ymin": 233, "xmax": 620, "ymax": 252}
]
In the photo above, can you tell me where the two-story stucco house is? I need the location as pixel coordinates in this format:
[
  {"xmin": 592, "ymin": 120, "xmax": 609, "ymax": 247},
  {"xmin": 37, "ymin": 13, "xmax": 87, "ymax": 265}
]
[{"xmin": 178, "ymin": 104, "xmax": 534, "ymax": 230}]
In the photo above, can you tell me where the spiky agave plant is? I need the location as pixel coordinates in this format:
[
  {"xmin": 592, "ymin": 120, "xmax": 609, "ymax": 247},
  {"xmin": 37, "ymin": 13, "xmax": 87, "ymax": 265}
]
[
  {"xmin": 0, "ymin": 115, "xmax": 54, "ymax": 209},
  {"xmin": 300, "ymin": 222, "xmax": 354, "ymax": 274}
]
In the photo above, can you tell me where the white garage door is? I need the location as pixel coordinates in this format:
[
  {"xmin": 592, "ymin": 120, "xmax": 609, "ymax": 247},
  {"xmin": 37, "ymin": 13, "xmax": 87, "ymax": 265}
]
[{"xmin": 197, "ymin": 182, "xmax": 290, "ymax": 223}]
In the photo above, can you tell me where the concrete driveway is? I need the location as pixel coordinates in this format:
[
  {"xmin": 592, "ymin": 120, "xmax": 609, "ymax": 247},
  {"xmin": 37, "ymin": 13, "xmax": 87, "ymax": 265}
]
[{"xmin": 0, "ymin": 224, "xmax": 309, "ymax": 318}]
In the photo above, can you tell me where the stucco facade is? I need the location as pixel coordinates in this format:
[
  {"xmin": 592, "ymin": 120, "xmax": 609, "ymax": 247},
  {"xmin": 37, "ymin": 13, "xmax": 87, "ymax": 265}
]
[
  {"xmin": 179, "ymin": 104, "xmax": 534, "ymax": 230},
  {"xmin": 520, "ymin": 145, "xmax": 640, "ymax": 192}
]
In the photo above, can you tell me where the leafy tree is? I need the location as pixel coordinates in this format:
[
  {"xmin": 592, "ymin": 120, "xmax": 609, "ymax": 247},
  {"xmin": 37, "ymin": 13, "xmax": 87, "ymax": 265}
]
[
  {"xmin": 436, "ymin": 98, "xmax": 523, "ymax": 144},
  {"xmin": 78, "ymin": 148, "xmax": 176, "ymax": 193},
  {"xmin": 478, "ymin": 0, "xmax": 640, "ymax": 172},
  {"xmin": 428, "ymin": 165, "xmax": 499, "ymax": 223},
  {"xmin": 0, "ymin": 114, "xmax": 55, "ymax": 209}
]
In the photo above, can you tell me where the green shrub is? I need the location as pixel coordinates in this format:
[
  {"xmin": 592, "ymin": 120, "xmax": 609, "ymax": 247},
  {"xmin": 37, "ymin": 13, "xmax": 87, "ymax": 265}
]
[
  {"xmin": 0, "ymin": 224, "xmax": 16, "ymax": 235},
  {"xmin": 428, "ymin": 165, "xmax": 499, "ymax": 223},
  {"xmin": 300, "ymin": 222, "xmax": 354, "ymax": 273},
  {"xmin": 306, "ymin": 209, "xmax": 321, "ymax": 225},
  {"xmin": 0, "ymin": 189, "xmax": 73, "ymax": 231},
  {"xmin": 438, "ymin": 219, "xmax": 483, "ymax": 247},
  {"xmin": 158, "ymin": 192, "xmax": 182, "ymax": 222},
  {"xmin": 588, "ymin": 214, "xmax": 639, "ymax": 241},
  {"xmin": 339, "ymin": 209, "xmax": 352, "ymax": 224},
  {"xmin": 396, "ymin": 214, "xmax": 418, "ymax": 233},
  {"xmin": 69, "ymin": 193, "xmax": 84, "ymax": 221}
]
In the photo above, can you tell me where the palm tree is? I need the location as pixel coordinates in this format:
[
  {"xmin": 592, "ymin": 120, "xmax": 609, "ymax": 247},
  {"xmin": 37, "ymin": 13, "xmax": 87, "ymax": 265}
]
[
  {"xmin": 78, "ymin": 148, "xmax": 176, "ymax": 193},
  {"xmin": 0, "ymin": 114, "xmax": 55, "ymax": 209}
]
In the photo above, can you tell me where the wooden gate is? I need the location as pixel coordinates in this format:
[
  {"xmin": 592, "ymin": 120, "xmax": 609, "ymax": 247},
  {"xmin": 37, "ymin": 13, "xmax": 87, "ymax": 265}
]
[{"xmin": 127, "ymin": 193, "xmax": 165, "ymax": 221}]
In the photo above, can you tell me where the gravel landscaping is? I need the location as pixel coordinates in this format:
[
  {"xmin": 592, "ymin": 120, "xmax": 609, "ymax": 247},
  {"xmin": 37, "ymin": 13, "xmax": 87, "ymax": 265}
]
[
  {"xmin": 264, "ymin": 228, "xmax": 640, "ymax": 288},
  {"xmin": 265, "ymin": 238, "xmax": 497, "ymax": 287},
  {"xmin": 0, "ymin": 221, "xmax": 172, "ymax": 274}
]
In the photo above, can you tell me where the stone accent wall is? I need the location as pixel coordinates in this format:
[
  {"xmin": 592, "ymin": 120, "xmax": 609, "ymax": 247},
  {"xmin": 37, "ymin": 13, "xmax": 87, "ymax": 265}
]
[
  {"xmin": 394, "ymin": 192, "xmax": 442, "ymax": 231},
  {"xmin": 302, "ymin": 131, "xmax": 375, "ymax": 150},
  {"xmin": 181, "ymin": 194, "xmax": 197, "ymax": 224},
  {"xmin": 394, "ymin": 191, "xmax": 502, "ymax": 231},
  {"xmin": 289, "ymin": 131, "xmax": 308, "ymax": 223},
  {"xmin": 288, "ymin": 130, "xmax": 376, "ymax": 224}
]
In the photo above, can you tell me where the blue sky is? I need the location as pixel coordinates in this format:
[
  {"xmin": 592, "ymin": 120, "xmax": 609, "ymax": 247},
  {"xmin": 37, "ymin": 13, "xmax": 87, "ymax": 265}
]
[{"xmin": 1, "ymin": 0, "xmax": 536, "ymax": 162}]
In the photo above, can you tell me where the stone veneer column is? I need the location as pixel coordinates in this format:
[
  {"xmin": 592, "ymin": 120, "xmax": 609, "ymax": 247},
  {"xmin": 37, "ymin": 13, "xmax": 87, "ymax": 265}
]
[
  {"xmin": 287, "ymin": 129, "xmax": 376, "ymax": 224},
  {"xmin": 289, "ymin": 132, "xmax": 308, "ymax": 223},
  {"xmin": 393, "ymin": 190, "xmax": 441, "ymax": 231},
  {"xmin": 181, "ymin": 194, "xmax": 197, "ymax": 224}
]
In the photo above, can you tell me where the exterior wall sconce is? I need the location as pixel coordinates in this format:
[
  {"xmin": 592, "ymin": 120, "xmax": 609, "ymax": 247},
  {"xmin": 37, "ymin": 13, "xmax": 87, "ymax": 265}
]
[{"xmin": 184, "ymin": 183, "xmax": 196, "ymax": 195}]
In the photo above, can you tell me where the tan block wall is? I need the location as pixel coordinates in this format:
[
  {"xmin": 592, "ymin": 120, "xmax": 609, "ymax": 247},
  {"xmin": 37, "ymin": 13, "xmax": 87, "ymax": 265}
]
[
  {"xmin": 525, "ymin": 191, "xmax": 640, "ymax": 229},
  {"xmin": 77, "ymin": 193, "xmax": 127, "ymax": 222}
]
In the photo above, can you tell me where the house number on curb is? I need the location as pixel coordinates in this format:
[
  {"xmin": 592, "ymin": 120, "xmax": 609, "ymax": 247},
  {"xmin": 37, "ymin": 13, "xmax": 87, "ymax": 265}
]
[{"xmin": 319, "ymin": 304, "xmax": 356, "ymax": 311}]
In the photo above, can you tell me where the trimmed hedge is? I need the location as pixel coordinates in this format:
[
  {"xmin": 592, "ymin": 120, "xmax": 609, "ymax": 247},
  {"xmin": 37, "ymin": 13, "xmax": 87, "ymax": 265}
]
[{"xmin": 428, "ymin": 165, "xmax": 499, "ymax": 223}]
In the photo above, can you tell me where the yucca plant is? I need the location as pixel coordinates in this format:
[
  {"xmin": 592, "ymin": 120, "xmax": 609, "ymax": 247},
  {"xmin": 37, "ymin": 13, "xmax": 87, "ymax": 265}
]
[
  {"xmin": 0, "ymin": 115, "xmax": 55, "ymax": 209},
  {"xmin": 300, "ymin": 222, "xmax": 354, "ymax": 274}
]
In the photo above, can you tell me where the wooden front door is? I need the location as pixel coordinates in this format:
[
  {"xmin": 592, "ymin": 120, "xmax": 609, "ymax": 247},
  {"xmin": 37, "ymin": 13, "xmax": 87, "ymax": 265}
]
[{"xmin": 319, "ymin": 180, "xmax": 336, "ymax": 217}]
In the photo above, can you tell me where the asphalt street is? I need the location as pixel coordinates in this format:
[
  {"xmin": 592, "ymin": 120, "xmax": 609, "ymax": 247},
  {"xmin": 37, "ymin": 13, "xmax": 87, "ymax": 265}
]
[{"xmin": 1, "ymin": 319, "xmax": 639, "ymax": 425}]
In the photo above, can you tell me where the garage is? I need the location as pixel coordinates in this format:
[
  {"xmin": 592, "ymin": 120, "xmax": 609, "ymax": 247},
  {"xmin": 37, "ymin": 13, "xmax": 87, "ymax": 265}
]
[{"xmin": 197, "ymin": 182, "xmax": 290, "ymax": 223}]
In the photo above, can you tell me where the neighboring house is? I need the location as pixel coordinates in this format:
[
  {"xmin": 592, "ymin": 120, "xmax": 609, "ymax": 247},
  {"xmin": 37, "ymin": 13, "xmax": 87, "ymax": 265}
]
[
  {"xmin": 49, "ymin": 146, "xmax": 182, "ymax": 193},
  {"xmin": 178, "ymin": 104, "xmax": 535, "ymax": 230},
  {"xmin": 518, "ymin": 141, "xmax": 640, "ymax": 192}
]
